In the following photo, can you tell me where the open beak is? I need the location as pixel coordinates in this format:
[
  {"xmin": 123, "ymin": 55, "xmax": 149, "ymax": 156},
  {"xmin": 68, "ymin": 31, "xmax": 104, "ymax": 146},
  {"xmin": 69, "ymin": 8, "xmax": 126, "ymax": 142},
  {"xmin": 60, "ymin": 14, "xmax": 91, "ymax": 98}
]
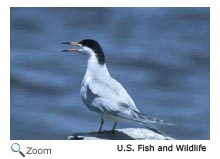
[{"xmin": 61, "ymin": 42, "xmax": 81, "ymax": 52}]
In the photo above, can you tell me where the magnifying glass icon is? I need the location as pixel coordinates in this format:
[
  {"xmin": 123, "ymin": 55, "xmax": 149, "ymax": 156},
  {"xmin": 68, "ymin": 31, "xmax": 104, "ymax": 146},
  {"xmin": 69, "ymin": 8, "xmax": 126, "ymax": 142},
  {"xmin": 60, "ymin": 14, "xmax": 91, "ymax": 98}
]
[{"xmin": 11, "ymin": 143, "xmax": 25, "ymax": 157}]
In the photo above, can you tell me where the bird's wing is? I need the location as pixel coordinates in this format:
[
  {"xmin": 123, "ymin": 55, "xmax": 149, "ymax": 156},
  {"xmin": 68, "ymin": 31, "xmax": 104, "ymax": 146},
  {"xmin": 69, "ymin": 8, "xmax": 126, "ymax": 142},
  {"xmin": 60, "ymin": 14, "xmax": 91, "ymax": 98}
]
[
  {"xmin": 92, "ymin": 97, "xmax": 169, "ymax": 124},
  {"xmin": 91, "ymin": 97, "xmax": 171, "ymax": 135},
  {"xmin": 83, "ymin": 76, "xmax": 173, "ymax": 127},
  {"xmin": 86, "ymin": 76, "xmax": 138, "ymax": 111}
]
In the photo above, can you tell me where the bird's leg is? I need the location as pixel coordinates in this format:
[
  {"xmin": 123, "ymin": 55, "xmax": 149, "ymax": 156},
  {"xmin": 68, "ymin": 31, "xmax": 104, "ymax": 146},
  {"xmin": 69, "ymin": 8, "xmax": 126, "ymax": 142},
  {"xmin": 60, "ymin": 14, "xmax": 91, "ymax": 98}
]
[
  {"xmin": 98, "ymin": 117, "xmax": 104, "ymax": 133},
  {"xmin": 111, "ymin": 122, "xmax": 117, "ymax": 133}
]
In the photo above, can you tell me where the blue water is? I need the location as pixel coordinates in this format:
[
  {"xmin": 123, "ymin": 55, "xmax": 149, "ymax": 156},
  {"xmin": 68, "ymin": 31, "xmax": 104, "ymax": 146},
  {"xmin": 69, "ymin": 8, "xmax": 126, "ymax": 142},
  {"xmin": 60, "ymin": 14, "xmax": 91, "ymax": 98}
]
[{"xmin": 10, "ymin": 7, "xmax": 210, "ymax": 140}]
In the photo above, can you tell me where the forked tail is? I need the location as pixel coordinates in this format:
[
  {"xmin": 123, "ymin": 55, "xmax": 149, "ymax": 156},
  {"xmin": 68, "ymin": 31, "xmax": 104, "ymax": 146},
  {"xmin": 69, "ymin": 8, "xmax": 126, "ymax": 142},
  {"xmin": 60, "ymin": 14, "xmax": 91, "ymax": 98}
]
[{"xmin": 116, "ymin": 110, "xmax": 174, "ymax": 136}]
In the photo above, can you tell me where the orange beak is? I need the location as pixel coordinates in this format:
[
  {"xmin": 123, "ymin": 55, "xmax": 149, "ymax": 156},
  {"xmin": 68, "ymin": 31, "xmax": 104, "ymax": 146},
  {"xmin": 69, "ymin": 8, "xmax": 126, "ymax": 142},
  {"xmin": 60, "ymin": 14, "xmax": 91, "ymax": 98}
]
[{"xmin": 62, "ymin": 42, "xmax": 81, "ymax": 52}]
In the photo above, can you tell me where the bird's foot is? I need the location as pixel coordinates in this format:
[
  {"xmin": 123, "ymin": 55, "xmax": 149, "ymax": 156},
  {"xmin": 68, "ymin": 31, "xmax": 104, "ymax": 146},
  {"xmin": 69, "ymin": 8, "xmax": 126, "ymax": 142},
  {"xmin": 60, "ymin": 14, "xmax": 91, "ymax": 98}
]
[
  {"xmin": 103, "ymin": 130, "xmax": 115, "ymax": 134},
  {"xmin": 91, "ymin": 129, "xmax": 115, "ymax": 134},
  {"xmin": 98, "ymin": 130, "xmax": 104, "ymax": 134}
]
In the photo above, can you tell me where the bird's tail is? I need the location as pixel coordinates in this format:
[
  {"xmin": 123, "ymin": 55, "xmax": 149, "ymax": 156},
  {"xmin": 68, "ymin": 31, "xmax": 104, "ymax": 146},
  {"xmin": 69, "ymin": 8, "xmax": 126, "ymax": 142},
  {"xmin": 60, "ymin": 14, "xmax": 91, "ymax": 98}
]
[
  {"xmin": 117, "ymin": 111, "xmax": 174, "ymax": 136},
  {"xmin": 134, "ymin": 111, "xmax": 174, "ymax": 126}
]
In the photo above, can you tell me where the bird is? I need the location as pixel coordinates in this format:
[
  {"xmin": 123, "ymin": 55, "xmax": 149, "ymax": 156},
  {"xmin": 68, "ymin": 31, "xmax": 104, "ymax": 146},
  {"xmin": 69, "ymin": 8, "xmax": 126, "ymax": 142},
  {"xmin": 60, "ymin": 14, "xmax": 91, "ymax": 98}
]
[{"xmin": 62, "ymin": 39, "xmax": 171, "ymax": 135}]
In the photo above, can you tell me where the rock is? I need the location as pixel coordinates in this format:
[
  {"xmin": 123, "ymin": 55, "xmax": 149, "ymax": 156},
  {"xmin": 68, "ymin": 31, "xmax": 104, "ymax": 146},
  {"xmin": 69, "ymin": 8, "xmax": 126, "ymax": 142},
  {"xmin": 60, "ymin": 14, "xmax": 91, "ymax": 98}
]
[{"xmin": 67, "ymin": 128, "xmax": 174, "ymax": 140}]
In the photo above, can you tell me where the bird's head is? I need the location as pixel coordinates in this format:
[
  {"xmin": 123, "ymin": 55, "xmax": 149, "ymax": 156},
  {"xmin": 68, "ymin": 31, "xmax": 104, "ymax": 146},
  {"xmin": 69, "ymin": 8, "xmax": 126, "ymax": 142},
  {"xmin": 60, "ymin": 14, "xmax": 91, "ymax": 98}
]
[{"xmin": 62, "ymin": 39, "xmax": 105, "ymax": 65}]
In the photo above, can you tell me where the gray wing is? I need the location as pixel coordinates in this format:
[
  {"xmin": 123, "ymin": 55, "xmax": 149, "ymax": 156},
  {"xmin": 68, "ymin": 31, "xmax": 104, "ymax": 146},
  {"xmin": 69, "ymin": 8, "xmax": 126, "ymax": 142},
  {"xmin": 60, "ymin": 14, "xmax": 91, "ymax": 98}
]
[
  {"xmin": 81, "ymin": 77, "xmax": 171, "ymax": 126},
  {"xmin": 90, "ymin": 97, "xmax": 170, "ymax": 135},
  {"xmin": 81, "ymin": 78, "xmax": 172, "ymax": 133},
  {"xmin": 82, "ymin": 76, "xmax": 139, "ymax": 112}
]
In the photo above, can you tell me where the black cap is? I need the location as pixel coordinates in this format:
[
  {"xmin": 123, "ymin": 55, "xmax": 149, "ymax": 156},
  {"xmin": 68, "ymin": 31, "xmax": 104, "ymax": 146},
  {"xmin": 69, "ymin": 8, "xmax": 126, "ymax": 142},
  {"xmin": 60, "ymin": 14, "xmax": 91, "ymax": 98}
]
[{"xmin": 79, "ymin": 39, "xmax": 105, "ymax": 65}]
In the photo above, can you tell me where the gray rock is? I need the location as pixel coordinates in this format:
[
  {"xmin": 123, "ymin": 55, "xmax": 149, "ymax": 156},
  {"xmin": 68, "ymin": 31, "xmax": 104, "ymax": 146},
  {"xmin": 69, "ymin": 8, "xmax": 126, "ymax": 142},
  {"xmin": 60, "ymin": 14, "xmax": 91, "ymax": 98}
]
[{"xmin": 67, "ymin": 128, "xmax": 174, "ymax": 140}]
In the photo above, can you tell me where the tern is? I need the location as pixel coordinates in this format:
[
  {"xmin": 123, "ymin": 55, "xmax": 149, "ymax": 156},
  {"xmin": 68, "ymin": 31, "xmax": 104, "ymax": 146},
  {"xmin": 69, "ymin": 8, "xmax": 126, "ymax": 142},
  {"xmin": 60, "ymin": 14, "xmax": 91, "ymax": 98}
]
[{"xmin": 62, "ymin": 39, "xmax": 171, "ymax": 135}]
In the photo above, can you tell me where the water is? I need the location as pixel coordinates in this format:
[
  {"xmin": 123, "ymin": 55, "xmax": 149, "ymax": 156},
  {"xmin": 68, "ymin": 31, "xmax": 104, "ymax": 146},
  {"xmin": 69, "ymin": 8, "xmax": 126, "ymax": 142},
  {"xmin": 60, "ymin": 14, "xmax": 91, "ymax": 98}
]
[{"xmin": 10, "ymin": 7, "xmax": 210, "ymax": 140}]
